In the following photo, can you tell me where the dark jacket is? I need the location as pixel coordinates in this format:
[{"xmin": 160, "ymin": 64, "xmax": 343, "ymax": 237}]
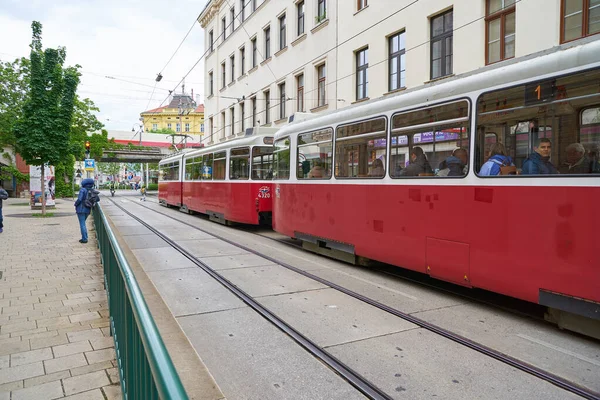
[
  {"xmin": 521, "ymin": 152, "xmax": 558, "ymax": 175},
  {"xmin": 437, "ymin": 156, "xmax": 465, "ymax": 177},
  {"xmin": 398, "ymin": 155, "xmax": 433, "ymax": 177},
  {"xmin": 559, "ymin": 156, "xmax": 591, "ymax": 174},
  {"xmin": 0, "ymin": 187, "xmax": 8, "ymax": 208},
  {"xmin": 75, "ymin": 178, "xmax": 95, "ymax": 214}
]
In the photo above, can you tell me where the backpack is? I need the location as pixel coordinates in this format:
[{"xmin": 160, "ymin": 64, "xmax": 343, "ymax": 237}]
[{"xmin": 84, "ymin": 188, "xmax": 100, "ymax": 208}]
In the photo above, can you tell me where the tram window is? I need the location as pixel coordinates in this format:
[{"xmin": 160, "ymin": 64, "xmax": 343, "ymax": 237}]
[
  {"xmin": 476, "ymin": 68, "xmax": 600, "ymax": 176},
  {"xmin": 252, "ymin": 146, "xmax": 274, "ymax": 180},
  {"xmin": 160, "ymin": 162, "xmax": 180, "ymax": 181},
  {"xmin": 213, "ymin": 151, "xmax": 227, "ymax": 180},
  {"xmin": 184, "ymin": 158, "xmax": 194, "ymax": 180},
  {"xmin": 274, "ymin": 137, "xmax": 290, "ymax": 179},
  {"xmin": 230, "ymin": 147, "xmax": 250, "ymax": 180},
  {"xmin": 335, "ymin": 117, "xmax": 387, "ymax": 178},
  {"xmin": 189, "ymin": 156, "xmax": 202, "ymax": 181},
  {"xmin": 297, "ymin": 128, "xmax": 332, "ymax": 179},
  {"xmin": 390, "ymin": 101, "xmax": 470, "ymax": 178},
  {"xmin": 202, "ymin": 154, "xmax": 213, "ymax": 180}
]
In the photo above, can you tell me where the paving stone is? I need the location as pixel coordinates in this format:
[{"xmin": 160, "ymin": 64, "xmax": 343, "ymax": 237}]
[
  {"xmin": 35, "ymin": 316, "xmax": 71, "ymax": 328},
  {"xmin": 9, "ymin": 327, "xmax": 47, "ymax": 338},
  {"xmin": 102, "ymin": 384, "xmax": 122, "ymax": 400},
  {"xmin": 69, "ymin": 312, "xmax": 100, "ymax": 323},
  {"xmin": 20, "ymin": 330, "xmax": 58, "ymax": 341},
  {"xmin": 52, "ymin": 341, "xmax": 93, "ymax": 358},
  {"xmin": 70, "ymin": 361, "xmax": 113, "ymax": 377},
  {"xmin": 85, "ymin": 348, "xmax": 115, "ymax": 365},
  {"xmin": 10, "ymin": 347, "xmax": 53, "ymax": 367},
  {"xmin": 63, "ymin": 370, "xmax": 110, "ymax": 396},
  {"xmin": 0, "ymin": 362, "xmax": 44, "ymax": 385},
  {"xmin": 0, "ymin": 391, "xmax": 8, "ymax": 400},
  {"xmin": 10, "ymin": 380, "xmax": 63, "ymax": 400},
  {"xmin": 106, "ymin": 367, "xmax": 119, "ymax": 384},
  {"xmin": 0, "ymin": 355, "xmax": 9, "ymax": 369},
  {"xmin": 44, "ymin": 353, "xmax": 88, "ymax": 374},
  {"xmin": 30, "ymin": 333, "xmax": 69, "ymax": 350},
  {"xmin": 24, "ymin": 370, "xmax": 71, "ymax": 388},
  {"xmin": 62, "ymin": 298, "xmax": 90, "ymax": 307},
  {"xmin": 63, "ymin": 388, "xmax": 105, "ymax": 400},
  {"xmin": 89, "ymin": 337, "xmax": 114, "ymax": 351},
  {"xmin": 67, "ymin": 328, "xmax": 104, "ymax": 343},
  {"xmin": 0, "ymin": 340, "xmax": 31, "ymax": 357},
  {"xmin": 0, "ymin": 380, "xmax": 23, "ymax": 393},
  {"xmin": 0, "ymin": 320, "xmax": 37, "ymax": 335}
]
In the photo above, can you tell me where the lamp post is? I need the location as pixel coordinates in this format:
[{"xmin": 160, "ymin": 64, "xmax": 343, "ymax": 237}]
[{"xmin": 131, "ymin": 123, "xmax": 144, "ymax": 146}]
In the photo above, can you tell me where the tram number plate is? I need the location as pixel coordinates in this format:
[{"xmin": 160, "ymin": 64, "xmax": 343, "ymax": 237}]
[{"xmin": 524, "ymin": 79, "xmax": 556, "ymax": 106}]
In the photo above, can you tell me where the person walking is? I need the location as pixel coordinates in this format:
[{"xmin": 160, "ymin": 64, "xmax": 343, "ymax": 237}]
[
  {"xmin": 74, "ymin": 178, "xmax": 95, "ymax": 243},
  {"xmin": 139, "ymin": 184, "xmax": 146, "ymax": 201},
  {"xmin": 0, "ymin": 185, "xmax": 9, "ymax": 233}
]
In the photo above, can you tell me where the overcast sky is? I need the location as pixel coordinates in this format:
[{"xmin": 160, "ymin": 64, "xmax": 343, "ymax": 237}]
[{"xmin": 0, "ymin": 0, "xmax": 208, "ymax": 132}]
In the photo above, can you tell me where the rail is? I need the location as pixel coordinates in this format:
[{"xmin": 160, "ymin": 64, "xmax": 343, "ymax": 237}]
[{"xmin": 93, "ymin": 204, "xmax": 189, "ymax": 400}]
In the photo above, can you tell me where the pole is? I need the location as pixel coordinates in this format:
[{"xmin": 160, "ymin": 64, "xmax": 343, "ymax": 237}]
[{"xmin": 145, "ymin": 163, "xmax": 149, "ymax": 188}]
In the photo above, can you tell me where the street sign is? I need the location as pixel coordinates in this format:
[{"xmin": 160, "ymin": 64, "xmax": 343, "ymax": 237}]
[{"xmin": 84, "ymin": 159, "xmax": 95, "ymax": 171}]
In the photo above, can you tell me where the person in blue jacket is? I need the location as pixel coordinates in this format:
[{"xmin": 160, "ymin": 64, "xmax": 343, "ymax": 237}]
[
  {"xmin": 522, "ymin": 138, "xmax": 558, "ymax": 175},
  {"xmin": 479, "ymin": 142, "xmax": 514, "ymax": 176},
  {"xmin": 74, "ymin": 178, "xmax": 95, "ymax": 243}
]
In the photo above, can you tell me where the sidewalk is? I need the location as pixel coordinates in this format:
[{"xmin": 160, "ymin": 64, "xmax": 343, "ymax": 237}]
[{"xmin": 0, "ymin": 198, "xmax": 121, "ymax": 400}]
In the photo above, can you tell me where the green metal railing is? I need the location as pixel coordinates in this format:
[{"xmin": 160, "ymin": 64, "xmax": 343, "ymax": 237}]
[{"xmin": 93, "ymin": 205, "xmax": 189, "ymax": 400}]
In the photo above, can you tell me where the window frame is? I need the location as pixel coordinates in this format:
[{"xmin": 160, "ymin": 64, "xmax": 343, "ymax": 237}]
[
  {"xmin": 209, "ymin": 71, "xmax": 214, "ymax": 96},
  {"xmin": 251, "ymin": 146, "xmax": 274, "ymax": 180},
  {"xmin": 317, "ymin": 0, "xmax": 327, "ymax": 22},
  {"xmin": 240, "ymin": 0, "xmax": 245, "ymax": 22},
  {"xmin": 334, "ymin": 116, "xmax": 388, "ymax": 179},
  {"xmin": 389, "ymin": 98, "xmax": 471, "ymax": 179},
  {"xmin": 185, "ymin": 123, "xmax": 190, "ymax": 132},
  {"xmin": 240, "ymin": 101, "xmax": 245, "ymax": 133},
  {"xmin": 430, "ymin": 9, "xmax": 454, "ymax": 80},
  {"xmin": 297, "ymin": 1, "xmax": 305, "ymax": 36},
  {"xmin": 297, "ymin": 127, "xmax": 334, "ymax": 180},
  {"xmin": 213, "ymin": 151, "xmax": 227, "ymax": 180},
  {"xmin": 317, "ymin": 64, "xmax": 326, "ymax": 107},
  {"xmin": 209, "ymin": 30, "xmax": 214, "ymax": 52},
  {"xmin": 485, "ymin": 0, "xmax": 516, "ymax": 65},
  {"xmin": 221, "ymin": 62, "xmax": 226, "ymax": 89},
  {"xmin": 221, "ymin": 16, "xmax": 227, "ymax": 41},
  {"xmin": 279, "ymin": 82, "xmax": 286, "ymax": 120},
  {"xmin": 388, "ymin": 31, "xmax": 406, "ymax": 92},
  {"xmin": 264, "ymin": 26, "xmax": 271, "ymax": 59},
  {"xmin": 252, "ymin": 97, "xmax": 257, "ymax": 127},
  {"xmin": 251, "ymin": 38, "xmax": 258, "ymax": 68},
  {"xmin": 230, "ymin": 7, "xmax": 236, "ymax": 32},
  {"xmin": 357, "ymin": 0, "xmax": 367, "ymax": 11},
  {"xmin": 230, "ymin": 55, "xmax": 235, "ymax": 83},
  {"xmin": 240, "ymin": 46, "xmax": 246, "ymax": 75},
  {"xmin": 229, "ymin": 146, "xmax": 251, "ymax": 180},
  {"xmin": 356, "ymin": 47, "xmax": 368, "ymax": 100},
  {"xmin": 230, "ymin": 106, "xmax": 235, "ymax": 136},
  {"xmin": 297, "ymin": 73, "xmax": 304, "ymax": 112},
  {"xmin": 264, "ymin": 90, "xmax": 271, "ymax": 124},
  {"xmin": 279, "ymin": 14, "xmax": 287, "ymax": 50},
  {"xmin": 560, "ymin": 0, "xmax": 600, "ymax": 43},
  {"xmin": 273, "ymin": 136, "xmax": 291, "ymax": 180}
]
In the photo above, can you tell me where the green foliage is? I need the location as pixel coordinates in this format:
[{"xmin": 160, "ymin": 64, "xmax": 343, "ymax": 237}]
[
  {"xmin": 0, "ymin": 164, "xmax": 29, "ymax": 183},
  {"xmin": 147, "ymin": 183, "xmax": 158, "ymax": 190},
  {"xmin": 97, "ymin": 162, "xmax": 121, "ymax": 177},
  {"xmin": 13, "ymin": 21, "xmax": 80, "ymax": 169},
  {"xmin": 54, "ymin": 154, "xmax": 75, "ymax": 197},
  {"xmin": 0, "ymin": 57, "xmax": 30, "ymax": 148},
  {"xmin": 148, "ymin": 128, "xmax": 175, "ymax": 134}
]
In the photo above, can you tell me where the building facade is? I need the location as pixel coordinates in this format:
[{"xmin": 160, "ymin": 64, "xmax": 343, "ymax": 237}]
[
  {"xmin": 199, "ymin": 0, "xmax": 600, "ymax": 143},
  {"xmin": 140, "ymin": 92, "xmax": 205, "ymax": 138}
]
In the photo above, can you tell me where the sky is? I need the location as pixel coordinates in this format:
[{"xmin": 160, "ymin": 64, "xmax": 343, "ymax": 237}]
[{"xmin": 0, "ymin": 0, "xmax": 209, "ymax": 132}]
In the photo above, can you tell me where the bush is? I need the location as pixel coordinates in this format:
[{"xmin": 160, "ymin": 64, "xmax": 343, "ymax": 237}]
[{"xmin": 147, "ymin": 183, "xmax": 158, "ymax": 191}]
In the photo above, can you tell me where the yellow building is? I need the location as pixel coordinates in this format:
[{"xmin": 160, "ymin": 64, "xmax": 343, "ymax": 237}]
[{"xmin": 140, "ymin": 92, "xmax": 205, "ymax": 138}]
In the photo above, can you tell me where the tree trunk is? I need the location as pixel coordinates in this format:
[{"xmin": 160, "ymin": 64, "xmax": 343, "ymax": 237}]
[{"xmin": 41, "ymin": 164, "xmax": 46, "ymax": 215}]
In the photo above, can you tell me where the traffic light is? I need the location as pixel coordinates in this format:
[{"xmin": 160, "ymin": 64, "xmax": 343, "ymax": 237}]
[{"xmin": 85, "ymin": 141, "xmax": 91, "ymax": 152}]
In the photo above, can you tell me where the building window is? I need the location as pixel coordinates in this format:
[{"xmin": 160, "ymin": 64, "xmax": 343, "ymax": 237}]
[
  {"xmin": 167, "ymin": 123, "xmax": 172, "ymax": 130},
  {"xmin": 185, "ymin": 123, "xmax": 190, "ymax": 132},
  {"xmin": 264, "ymin": 90, "xmax": 271, "ymax": 124},
  {"xmin": 222, "ymin": 17, "xmax": 226, "ymax": 41},
  {"xmin": 279, "ymin": 82, "xmax": 286, "ymax": 120},
  {"xmin": 209, "ymin": 30, "xmax": 214, "ymax": 52},
  {"xmin": 240, "ymin": 0, "xmax": 245, "ymax": 22},
  {"xmin": 200, "ymin": 123, "xmax": 204, "ymax": 133},
  {"xmin": 297, "ymin": 1, "xmax": 305, "ymax": 36},
  {"xmin": 209, "ymin": 71, "xmax": 214, "ymax": 96},
  {"xmin": 240, "ymin": 47, "xmax": 246, "ymax": 75},
  {"xmin": 317, "ymin": 64, "xmax": 326, "ymax": 107},
  {"xmin": 230, "ymin": 55, "xmax": 235, "ymax": 83},
  {"xmin": 252, "ymin": 0, "xmax": 256, "ymax": 12},
  {"xmin": 230, "ymin": 7, "xmax": 235, "ymax": 32},
  {"xmin": 357, "ymin": 0, "xmax": 367, "ymax": 10},
  {"xmin": 264, "ymin": 26, "xmax": 271, "ymax": 59},
  {"xmin": 221, "ymin": 112, "xmax": 226, "ymax": 139},
  {"xmin": 356, "ymin": 48, "xmax": 368, "ymax": 100},
  {"xmin": 209, "ymin": 117, "xmax": 213, "ymax": 139},
  {"xmin": 251, "ymin": 38, "xmax": 257, "ymax": 68},
  {"xmin": 561, "ymin": 0, "xmax": 600, "ymax": 42},
  {"xmin": 176, "ymin": 123, "xmax": 181, "ymax": 133},
  {"xmin": 279, "ymin": 14, "xmax": 287, "ymax": 50},
  {"xmin": 486, "ymin": 0, "xmax": 515, "ymax": 64},
  {"xmin": 297, "ymin": 74, "xmax": 304, "ymax": 112},
  {"xmin": 317, "ymin": 0, "xmax": 327, "ymax": 22},
  {"xmin": 389, "ymin": 31, "xmax": 406, "ymax": 91},
  {"xmin": 230, "ymin": 107, "xmax": 235, "ymax": 136},
  {"xmin": 430, "ymin": 9, "xmax": 453, "ymax": 79},
  {"xmin": 252, "ymin": 97, "xmax": 257, "ymax": 126},
  {"xmin": 240, "ymin": 102, "xmax": 245, "ymax": 133},
  {"xmin": 152, "ymin": 123, "xmax": 158, "ymax": 131},
  {"xmin": 221, "ymin": 62, "xmax": 226, "ymax": 88}
]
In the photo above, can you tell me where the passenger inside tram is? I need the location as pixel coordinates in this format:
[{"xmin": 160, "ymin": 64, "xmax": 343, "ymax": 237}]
[
  {"xmin": 397, "ymin": 147, "xmax": 433, "ymax": 176},
  {"xmin": 368, "ymin": 158, "xmax": 385, "ymax": 177},
  {"xmin": 559, "ymin": 143, "xmax": 590, "ymax": 174},
  {"xmin": 436, "ymin": 148, "xmax": 468, "ymax": 176}
]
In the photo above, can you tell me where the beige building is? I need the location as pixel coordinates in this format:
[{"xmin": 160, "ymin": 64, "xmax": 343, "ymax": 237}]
[
  {"xmin": 140, "ymin": 91, "xmax": 205, "ymax": 138},
  {"xmin": 198, "ymin": 0, "xmax": 600, "ymax": 143}
]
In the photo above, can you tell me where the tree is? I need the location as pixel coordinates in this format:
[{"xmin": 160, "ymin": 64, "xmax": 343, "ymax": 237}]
[
  {"xmin": 0, "ymin": 57, "xmax": 30, "ymax": 148},
  {"xmin": 97, "ymin": 162, "xmax": 121, "ymax": 180},
  {"xmin": 148, "ymin": 128, "xmax": 175, "ymax": 134},
  {"xmin": 13, "ymin": 21, "xmax": 80, "ymax": 214}
]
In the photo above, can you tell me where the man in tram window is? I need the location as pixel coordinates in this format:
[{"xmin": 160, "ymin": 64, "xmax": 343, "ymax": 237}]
[
  {"xmin": 586, "ymin": 144, "xmax": 600, "ymax": 173},
  {"xmin": 397, "ymin": 146, "xmax": 433, "ymax": 176},
  {"xmin": 437, "ymin": 148, "xmax": 468, "ymax": 177},
  {"xmin": 521, "ymin": 138, "xmax": 558, "ymax": 175},
  {"xmin": 559, "ymin": 143, "xmax": 590, "ymax": 174}
]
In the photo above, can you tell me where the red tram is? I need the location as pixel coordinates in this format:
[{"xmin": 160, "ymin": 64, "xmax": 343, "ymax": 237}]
[
  {"xmin": 272, "ymin": 40, "xmax": 600, "ymax": 337},
  {"xmin": 158, "ymin": 129, "xmax": 276, "ymax": 225}
]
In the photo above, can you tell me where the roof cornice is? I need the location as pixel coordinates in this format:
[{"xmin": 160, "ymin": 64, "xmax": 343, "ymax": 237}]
[{"xmin": 199, "ymin": 0, "xmax": 224, "ymax": 28}]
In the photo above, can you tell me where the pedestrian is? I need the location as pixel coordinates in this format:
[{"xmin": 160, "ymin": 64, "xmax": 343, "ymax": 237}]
[
  {"xmin": 140, "ymin": 185, "xmax": 146, "ymax": 201},
  {"xmin": 0, "ymin": 185, "xmax": 9, "ymax": 233},
  {"xmin": 74, "ymin": 178, "xmax": 95, "ymax": 243}
]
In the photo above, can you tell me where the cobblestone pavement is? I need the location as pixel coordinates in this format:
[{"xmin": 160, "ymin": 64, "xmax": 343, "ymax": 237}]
[{"xmin": 0, "ymin": 198, "xmax": 121, "ymax": 400}]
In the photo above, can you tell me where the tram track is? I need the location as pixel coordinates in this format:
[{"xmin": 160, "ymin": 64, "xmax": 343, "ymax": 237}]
[{"xmin": 108, "ymin": 194, "xmax": 600, "ymax": 400}]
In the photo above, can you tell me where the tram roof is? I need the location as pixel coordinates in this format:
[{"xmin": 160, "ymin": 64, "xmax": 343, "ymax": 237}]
[{"xmin": 275, "ymin": 37, "xmax": 600, "ymax": 141}]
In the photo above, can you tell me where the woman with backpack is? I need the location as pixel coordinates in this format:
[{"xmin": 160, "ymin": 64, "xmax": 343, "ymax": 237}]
[{"xmin": 74, "ymin": 178, "xmax": 99, "ymax": 243}]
